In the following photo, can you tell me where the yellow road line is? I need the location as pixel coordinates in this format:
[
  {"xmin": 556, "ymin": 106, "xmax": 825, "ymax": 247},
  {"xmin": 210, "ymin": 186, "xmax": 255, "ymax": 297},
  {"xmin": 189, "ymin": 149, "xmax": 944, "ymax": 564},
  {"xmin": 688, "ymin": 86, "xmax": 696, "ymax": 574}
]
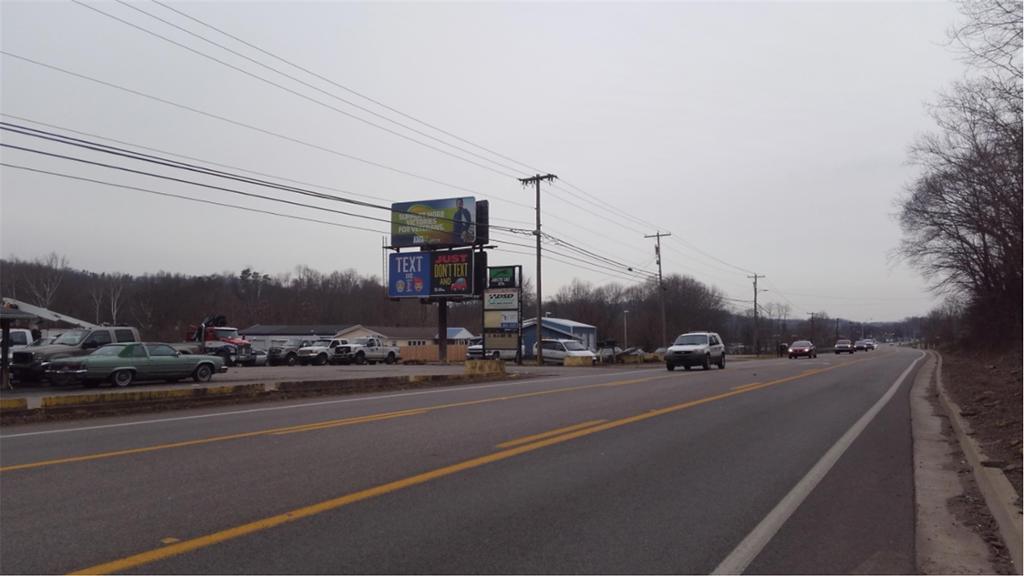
[
  {"xmin": 269, "ymin": 409, "xmax": 428, "ymax": 436},
  {"xmin": 496, "ymin": 420, "xmax": 607, "ymax": 449},
  {"xmin": 70, "ymin": 361, "xmax": 860, "ymax": 575},
  {"xmin": 731, "ymin": 382, "xmax": 762, "ymax": 391},
  {"xmin": 1, "ymin": 375, "xmax": 661, "ymax": 474}
]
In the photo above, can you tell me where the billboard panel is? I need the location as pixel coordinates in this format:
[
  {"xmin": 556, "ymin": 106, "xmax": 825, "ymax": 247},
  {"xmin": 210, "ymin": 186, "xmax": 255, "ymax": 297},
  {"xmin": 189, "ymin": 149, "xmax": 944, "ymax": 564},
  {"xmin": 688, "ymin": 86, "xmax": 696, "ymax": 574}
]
[
  {"xmin": 484, "ymin": 310, "xmax": 519, "ymax": 332},
  {"xmin": 485, "ymin": 333, "xmax": 520, "ymax": 350},
  {"xmin": 387, "ymin": 253, "xmax": 431, "ymax": 298},
  {"xmin": 488, "ymin": 266, "xmax": 517, "ymax": 288},
  {"xmin": 484, "ymin": 288, "xmax": 518, "ymax": 310},
  {"xmin": 430, "ymin": 249, "xmax": 474, "ymax": 296},
  {"xmin": 391, "ymin": 197, "xmax": 476, "ymax": 248}
]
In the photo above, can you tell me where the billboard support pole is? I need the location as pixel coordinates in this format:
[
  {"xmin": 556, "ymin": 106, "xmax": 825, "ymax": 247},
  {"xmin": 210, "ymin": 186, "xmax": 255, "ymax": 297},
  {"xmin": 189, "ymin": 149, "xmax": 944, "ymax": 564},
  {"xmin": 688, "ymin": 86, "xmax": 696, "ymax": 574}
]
[{"xmin": 438, "ymin": 299, "xmax": 448, "ymax": 364}]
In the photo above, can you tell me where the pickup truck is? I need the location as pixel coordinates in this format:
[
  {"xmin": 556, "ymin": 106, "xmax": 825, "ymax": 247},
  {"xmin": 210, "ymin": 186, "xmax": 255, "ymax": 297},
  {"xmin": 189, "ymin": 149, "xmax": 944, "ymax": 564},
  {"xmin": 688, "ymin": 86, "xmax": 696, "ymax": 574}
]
[
  {"xmin": 331, "ymin": 337, "xmax": 400, "ymax": 365},
  {"xmin": 296, "ymin": 339, "xmax": 349, "ymax": 366},
  {"xmin": 266, "ymin": 338, "xmax": 315, "ymax": 366},
  {"xmin": 11, "ymin": 326, "xmax": 141, "ymax": 382}
]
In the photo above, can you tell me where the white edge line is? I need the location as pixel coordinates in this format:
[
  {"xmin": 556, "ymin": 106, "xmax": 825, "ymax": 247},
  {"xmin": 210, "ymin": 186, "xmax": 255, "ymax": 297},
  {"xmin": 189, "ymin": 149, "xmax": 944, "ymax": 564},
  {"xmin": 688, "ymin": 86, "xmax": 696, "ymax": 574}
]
[
  {"xmin": 710, "ymin": 350, "xmax": 925, "ymax": 575},
  {"xmin": 0, "ymin": 368, "xmax": 657, "ymax": 439}
]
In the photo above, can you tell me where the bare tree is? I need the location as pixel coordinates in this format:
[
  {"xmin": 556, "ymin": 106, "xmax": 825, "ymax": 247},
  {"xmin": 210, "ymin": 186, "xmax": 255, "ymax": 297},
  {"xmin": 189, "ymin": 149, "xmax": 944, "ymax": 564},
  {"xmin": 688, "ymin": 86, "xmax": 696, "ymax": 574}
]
[
  {"xmin": 24, "ymin": 253, "xmax": 68, "ymax": 309},
  {"xmin": 107, "ymin": 274, "xmax": 129, "ymax": 326},
  {"xmin": 950, "ymin": 0, "xmax": 1022, "ymax": 79}
]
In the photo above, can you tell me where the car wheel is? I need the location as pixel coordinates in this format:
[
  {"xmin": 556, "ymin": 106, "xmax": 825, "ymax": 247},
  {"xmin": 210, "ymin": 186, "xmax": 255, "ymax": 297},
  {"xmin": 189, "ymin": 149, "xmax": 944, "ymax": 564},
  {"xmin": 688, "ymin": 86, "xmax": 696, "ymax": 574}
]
[
  {"xmin": 285, "ymin": 354, "xmax": 297, "ymax": 366},
  {"xmin": 717, "ymin": 354, "xmax": 726, "ymax": 369},
  {"xmin": 491, "ymin": 351, "xmax": 501, "ymax": 361},
  {"xmin": 702, "ymin": 354, "xmax": 711, "ymax": 370},
  {"xmin": 666, "ymin": 363, "xmax": 675, "ymax": 371},
  {"xmin": 111, "ymin": 369, "xmax": 133, "ymax": 388},
  {"xmin": 387, "ymin": 352, "xmax": 397, "ymax": 364},
  {"xmin": 193, "ymin": 363, "xmax": 213, "ymax": 383},
  {"xmin": 355, "ymin": 352, "xmax": 367, "ymax": 365},
  {"xmin": 314, "ymin": 354, "xmax": 328, "ymax": 366}
]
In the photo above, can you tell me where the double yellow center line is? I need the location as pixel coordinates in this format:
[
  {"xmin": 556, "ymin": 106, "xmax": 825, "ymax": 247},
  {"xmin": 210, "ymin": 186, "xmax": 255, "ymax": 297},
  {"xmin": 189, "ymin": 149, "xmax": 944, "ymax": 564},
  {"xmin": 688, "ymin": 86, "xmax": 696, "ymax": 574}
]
[{"xmin": 70, "ymin": 358, "xmax": 868, "ymax": 575}]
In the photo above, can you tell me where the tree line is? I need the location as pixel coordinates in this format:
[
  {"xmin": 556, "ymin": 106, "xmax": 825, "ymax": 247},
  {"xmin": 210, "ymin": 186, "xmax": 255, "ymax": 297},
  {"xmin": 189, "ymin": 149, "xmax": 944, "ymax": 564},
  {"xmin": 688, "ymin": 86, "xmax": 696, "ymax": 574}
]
[{"xmin": 898, "ymin": 0, "xmax": 1022, "ymax": 346}]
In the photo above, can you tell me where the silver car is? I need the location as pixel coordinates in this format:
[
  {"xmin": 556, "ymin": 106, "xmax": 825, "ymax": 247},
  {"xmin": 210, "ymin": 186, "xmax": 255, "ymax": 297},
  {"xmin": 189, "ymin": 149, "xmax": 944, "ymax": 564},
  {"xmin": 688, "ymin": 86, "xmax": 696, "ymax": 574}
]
[{"xmin": 665, "ymin": 331, "xmax": 726, "ymax": 371}]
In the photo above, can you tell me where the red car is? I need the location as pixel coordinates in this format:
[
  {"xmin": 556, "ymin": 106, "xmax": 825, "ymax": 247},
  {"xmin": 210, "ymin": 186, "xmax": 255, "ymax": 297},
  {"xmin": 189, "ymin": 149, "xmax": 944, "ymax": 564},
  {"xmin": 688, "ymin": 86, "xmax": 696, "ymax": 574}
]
[{"xmin": 788, "ymin": 340, "xmax": 817, "ymax": 359}]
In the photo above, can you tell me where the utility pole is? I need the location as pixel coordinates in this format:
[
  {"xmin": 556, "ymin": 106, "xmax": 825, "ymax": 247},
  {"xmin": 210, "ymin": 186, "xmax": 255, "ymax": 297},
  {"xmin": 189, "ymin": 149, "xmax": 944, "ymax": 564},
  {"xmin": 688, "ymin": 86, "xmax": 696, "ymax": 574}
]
[
  {"xmin": 519, "ymin": 173, "xmax": 557, "ymax": 366},
  {"xmin": 644, "ymin": 231, "xmax": 671, "ymax": 349},
  {"xmin": 808, "ymin": 312, "xmax": 817, "ymax": 343},
  {"xmin": 623, "ymin": 309, "xmax": 629, "ymax": 349},
  {"xmin": 748, "ymin": 274, "xmax": 766, "ymax": 356}
]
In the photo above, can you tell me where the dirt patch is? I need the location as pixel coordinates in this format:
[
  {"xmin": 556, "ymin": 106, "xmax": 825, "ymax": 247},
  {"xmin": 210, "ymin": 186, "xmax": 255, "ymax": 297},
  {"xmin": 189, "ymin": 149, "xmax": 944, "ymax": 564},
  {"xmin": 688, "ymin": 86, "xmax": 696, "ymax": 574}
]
[{"xmin": 939, "ymin": 345, "xmax": 1023, "ymax": 502}]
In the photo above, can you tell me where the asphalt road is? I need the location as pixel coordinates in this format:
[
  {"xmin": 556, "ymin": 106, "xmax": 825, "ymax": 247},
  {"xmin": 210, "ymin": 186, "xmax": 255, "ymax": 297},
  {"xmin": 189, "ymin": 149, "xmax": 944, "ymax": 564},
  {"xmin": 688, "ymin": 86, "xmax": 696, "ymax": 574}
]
[{"xmin": 0, "ymin": 347, "xmax": 924, "ymax": 574}]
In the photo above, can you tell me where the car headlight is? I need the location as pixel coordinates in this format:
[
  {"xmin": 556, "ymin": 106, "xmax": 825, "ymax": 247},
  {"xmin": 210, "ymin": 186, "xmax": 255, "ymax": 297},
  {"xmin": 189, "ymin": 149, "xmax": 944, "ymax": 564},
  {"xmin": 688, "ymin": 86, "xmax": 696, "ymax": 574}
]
[{"xmin": 788, "ymin": 348, "xmax": 794, "ymax": 353}]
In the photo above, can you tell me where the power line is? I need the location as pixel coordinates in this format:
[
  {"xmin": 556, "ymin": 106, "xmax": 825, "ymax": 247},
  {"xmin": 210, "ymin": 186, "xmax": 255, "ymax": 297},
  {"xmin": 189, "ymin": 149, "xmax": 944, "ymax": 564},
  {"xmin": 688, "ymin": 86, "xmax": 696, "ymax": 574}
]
[
  {"xmin": 0, "ymin": 51, "xmax": 536, "ymax": 212},
  {"xmin": 2, "ymin": 162, "xmax": 388, "ymax": 235},
  {"xmin": 71, "ymin": 0, "xmax": 525, "ymax": 181},
  {"xmin": 150, "ymin": 0, "xmax": 546, "ymax": 176},
  {"xmin": 0, "ymin": 113, "xmax": 535, "ymax": 227}
]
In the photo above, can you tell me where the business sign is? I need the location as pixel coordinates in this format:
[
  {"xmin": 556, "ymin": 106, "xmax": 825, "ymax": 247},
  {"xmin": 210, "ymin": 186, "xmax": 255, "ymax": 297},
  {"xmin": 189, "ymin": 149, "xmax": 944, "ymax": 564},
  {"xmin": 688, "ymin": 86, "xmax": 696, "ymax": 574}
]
[
  {"xmin": 484, "ymin": 310, "xmax": 519, "ymax": 332},
  {"xmin": 485, "ymin": 333, "xmax": 519, "ymax": 351},
  {"xmin": 431, "ymin": 249, "xmax": 473, "ymax": 296},
  {"xmin": 391, "ymin": 197, "xmax": 476, "ymax": 248},
  {"xmin": 388, "ymin": 253, "xmax": 431, "ymax": 298},
  {"xmin": 484, "ymin": 288, "xmax": 518, "ymax": 310},
  {"xmin": 488, "ymin": 266, "xmax": 517, "ymax": 288}
]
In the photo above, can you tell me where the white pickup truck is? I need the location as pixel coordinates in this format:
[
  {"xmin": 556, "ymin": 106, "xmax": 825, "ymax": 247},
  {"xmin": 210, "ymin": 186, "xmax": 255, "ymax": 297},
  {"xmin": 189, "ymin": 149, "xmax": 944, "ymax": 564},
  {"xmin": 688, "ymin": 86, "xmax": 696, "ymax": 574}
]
[
  {"xmin": 296, "ymin": 339, "xmax": 348, "ymax": 366},
  {"xmin": 331, "ymin": 337, "xmax": 401, "ymax": 365}
]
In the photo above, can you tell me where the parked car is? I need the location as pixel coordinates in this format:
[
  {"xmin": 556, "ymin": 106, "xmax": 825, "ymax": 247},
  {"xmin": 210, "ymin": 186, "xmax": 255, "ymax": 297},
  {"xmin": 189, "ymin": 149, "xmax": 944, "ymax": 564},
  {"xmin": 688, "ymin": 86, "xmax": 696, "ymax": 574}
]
[
  {"xmin": 665, "ymin": 331, "xmax": 726, "ymax": 371},
  {"xmin": 834, "ymin": 339, "xmax": 855, "ymax": 354},
  {"xmin": 788, "ymin": 340, "xmax": 817, "ymax": 359},
  {"xmin": 266, "ymin": 338, "xmax": 314, "ymax": 366},
  {"xmin": 466, "ymin": 338, "xmax": 522, "ymax": 361},
  {"xmin": 332, "ymin": 337, "xmax": 400, "ymax": 365},
  {"xmin": 532, "ymin": 339, "xmax": 597, "ymax": 365},
  {"xmin": 11, "ymin": 326, "xmax": 141, "ymax": 382},
  {"xmin": 46, "ymin": 342, "xmax": 226, "ymax": 387},
  {"xmin": 1, "ymin": 328, "xmax": 34, "ymax": 362},
  {"xmin": 249, "ymin": 349, "xmax": 268, "ymax": 367},
  {"xmin": 298, "ymin": 339, "xmax": 349, "ymax": 365}
]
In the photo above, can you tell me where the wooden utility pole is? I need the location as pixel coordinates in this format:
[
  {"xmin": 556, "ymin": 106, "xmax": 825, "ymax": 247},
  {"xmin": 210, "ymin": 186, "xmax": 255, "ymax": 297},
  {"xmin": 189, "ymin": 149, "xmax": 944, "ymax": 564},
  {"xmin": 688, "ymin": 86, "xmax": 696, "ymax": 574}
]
[
  {"xmin": 519, "ymin": 173, "xmax": 557, "ymax": 366},
  {"xmin": 748, "ymin": 274, "xmax": 766, "ymax": 356},
  {"xmin": 644, "ymin": 231, "xmax": 671, "ymax": 349}
]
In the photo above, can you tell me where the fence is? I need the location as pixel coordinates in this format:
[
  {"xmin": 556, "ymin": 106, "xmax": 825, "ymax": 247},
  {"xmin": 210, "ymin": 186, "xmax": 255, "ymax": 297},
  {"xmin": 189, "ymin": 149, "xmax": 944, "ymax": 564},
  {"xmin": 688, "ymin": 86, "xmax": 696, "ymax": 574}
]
[{"xmin": 399, "ymin": 344, "xmax": 469, "ymax": 363}]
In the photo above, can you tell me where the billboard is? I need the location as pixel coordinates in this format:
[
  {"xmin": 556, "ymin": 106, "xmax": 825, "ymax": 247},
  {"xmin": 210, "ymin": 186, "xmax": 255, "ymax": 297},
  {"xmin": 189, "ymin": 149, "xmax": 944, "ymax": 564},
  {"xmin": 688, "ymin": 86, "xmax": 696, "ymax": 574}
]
[
  {"xmin": 430, "ymin": 249, "xmax": 474, "ymax": 296},
  {"xmin": 391, "ymin": 197, "xmax": 476, "ymax": 248},
  {"xmin": 387, "ymin": 253, "xmax": 431, "ymax": 298}
]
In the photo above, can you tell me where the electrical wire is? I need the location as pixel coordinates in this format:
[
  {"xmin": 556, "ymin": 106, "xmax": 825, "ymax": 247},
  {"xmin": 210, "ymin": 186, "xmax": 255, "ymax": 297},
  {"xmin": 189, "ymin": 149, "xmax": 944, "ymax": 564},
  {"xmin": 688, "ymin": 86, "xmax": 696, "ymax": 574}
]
[{"xmin": 2, "ymin": 162, "xmax": 388, "ymax": 235}]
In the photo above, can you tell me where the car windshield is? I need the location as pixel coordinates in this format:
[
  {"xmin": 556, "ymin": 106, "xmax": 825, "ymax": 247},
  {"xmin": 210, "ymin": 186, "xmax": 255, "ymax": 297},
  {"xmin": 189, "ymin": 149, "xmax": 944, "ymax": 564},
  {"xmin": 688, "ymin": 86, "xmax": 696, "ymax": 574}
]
[
  {"xmin": 91, "ymin": 344, "xmax": 129, "ymax": 356},
  {"xmin": 214, "ymin": 328, "xmax": 239, "ymax": 339},
  {"xmin": 837, "ymin": 340, "xmax": 851, "ymax": 345},
  {"xmin": 674, "ymin": 334, "xmax": 708, "ymax": 346},
  {"xmin": 793, "ymin": 340, "xmax": 812, "ymax": 347},
  {"xmin": 563, "ymin": 341, "xmax": 587, "ymax": 351},
  {"xmin": 54, "ymin": 330, "xmax": 87, "ymax": 345}
]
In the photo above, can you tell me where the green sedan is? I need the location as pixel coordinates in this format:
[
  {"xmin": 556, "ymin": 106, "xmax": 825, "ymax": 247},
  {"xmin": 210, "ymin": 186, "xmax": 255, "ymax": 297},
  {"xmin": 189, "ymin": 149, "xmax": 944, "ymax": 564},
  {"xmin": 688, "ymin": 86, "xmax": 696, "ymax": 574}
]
[{"xmin": 46, "ymin": 342, "xmax": 227, "ymax": 388}]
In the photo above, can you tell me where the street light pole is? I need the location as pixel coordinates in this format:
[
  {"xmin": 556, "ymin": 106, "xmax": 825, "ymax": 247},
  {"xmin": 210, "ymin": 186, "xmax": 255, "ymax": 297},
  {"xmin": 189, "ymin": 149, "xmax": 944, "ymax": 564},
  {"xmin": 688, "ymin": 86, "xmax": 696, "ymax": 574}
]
[{"xmin": 623, "ymin": 309, "xmax": 629, "ymax": 349}]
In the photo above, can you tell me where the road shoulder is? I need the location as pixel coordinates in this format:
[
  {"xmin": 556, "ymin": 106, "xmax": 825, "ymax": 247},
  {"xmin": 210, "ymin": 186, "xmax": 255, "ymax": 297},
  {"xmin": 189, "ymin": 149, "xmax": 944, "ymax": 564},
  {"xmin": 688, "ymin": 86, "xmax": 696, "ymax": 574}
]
[{"xmin": 911, "ymin": 350, "xmax": 1015, "ymax": 574}]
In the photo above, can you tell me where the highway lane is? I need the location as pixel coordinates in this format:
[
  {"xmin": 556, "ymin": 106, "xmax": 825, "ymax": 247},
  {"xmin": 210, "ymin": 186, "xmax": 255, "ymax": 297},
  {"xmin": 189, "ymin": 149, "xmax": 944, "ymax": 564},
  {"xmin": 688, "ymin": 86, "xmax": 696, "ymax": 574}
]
[{"xmin": 0, "ymin": 348, "xmax": 924, "ymax": 574}]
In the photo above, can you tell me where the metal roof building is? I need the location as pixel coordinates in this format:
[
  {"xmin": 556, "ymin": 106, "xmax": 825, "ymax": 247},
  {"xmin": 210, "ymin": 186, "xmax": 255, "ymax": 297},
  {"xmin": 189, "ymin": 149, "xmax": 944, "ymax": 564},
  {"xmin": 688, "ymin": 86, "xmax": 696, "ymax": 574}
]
[{"xmin": 521, "ymin": 317, "xmax": 598, "ymax": 357}]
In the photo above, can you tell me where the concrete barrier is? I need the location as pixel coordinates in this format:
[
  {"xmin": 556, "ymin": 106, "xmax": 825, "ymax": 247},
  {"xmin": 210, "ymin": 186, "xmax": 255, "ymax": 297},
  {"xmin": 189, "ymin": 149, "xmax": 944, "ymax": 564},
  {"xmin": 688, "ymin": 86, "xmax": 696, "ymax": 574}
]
[
  {"xmin": 464, "ymin": 359, "xmax": 505, "ymax": 375},
  {"xmin": 564, "ymin": 356, "xmax": 594, "ymax": 367},
  {"xmin": 0, "ymin": 372, "xmax": 520, "ymax": 424}
]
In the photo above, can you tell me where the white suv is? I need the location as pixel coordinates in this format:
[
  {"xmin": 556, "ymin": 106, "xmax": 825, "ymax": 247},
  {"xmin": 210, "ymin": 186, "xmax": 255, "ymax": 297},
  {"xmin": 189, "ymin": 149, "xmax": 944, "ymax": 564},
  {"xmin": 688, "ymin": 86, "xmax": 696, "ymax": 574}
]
[
  {"xmin": 533, "ymin": 339, "xmax": 597, "ymax": 365},
  {"xmin": 665, "ymin": 331, "xmax": 726, "ymax": 371}
]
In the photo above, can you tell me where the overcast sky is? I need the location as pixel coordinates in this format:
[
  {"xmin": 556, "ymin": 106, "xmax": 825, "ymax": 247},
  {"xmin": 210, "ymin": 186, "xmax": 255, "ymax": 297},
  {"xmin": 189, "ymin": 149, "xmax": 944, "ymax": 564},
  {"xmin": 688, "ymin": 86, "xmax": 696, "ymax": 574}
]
[{"xmin": 1, "ymin": 1, "xmax": 967, "ymax": 321}]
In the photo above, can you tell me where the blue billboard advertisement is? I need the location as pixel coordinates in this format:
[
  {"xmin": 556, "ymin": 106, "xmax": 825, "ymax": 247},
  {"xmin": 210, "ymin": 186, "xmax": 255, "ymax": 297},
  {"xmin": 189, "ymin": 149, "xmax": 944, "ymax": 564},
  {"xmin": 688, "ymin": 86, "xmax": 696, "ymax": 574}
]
[
  {"xmin": 391, "ymin": 197, "xmax": 476, "ymax": 248},
  {"xmin": 388, "ymin": 252, "xmax": 431, "ymax": 298}
]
